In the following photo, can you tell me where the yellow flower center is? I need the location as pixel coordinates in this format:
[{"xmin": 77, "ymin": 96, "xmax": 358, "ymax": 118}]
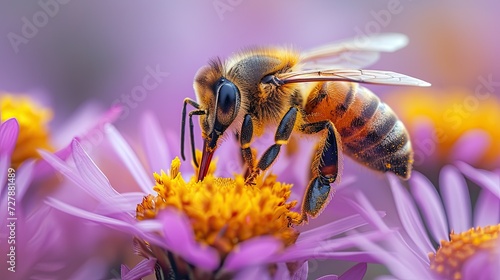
[
  {"xmin": 428, "ymin": 224, "xmax": 500, "ymax": 280},
  {"xmin": 0, "ymin": 94, "xmax": 54, "ymax": 166},
  {"xmin": 387, "ymin": 88, "xmax": 500, "ymax": 166},
  {"xmin": 136, "ymin": 156, "xmax": 302, "ymax": 258}
]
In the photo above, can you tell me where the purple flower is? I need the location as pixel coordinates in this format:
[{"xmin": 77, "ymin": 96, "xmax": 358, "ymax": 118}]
[
  {"xmin": 0, "ymin": 94, "xmax": 128, "ymax": 279},
  {"xmin": 351, "ymin": 163, "xmax": 500, "ymax": 279},
  {"xmin": 43, "ymin": 112, "xmax": 384, "ymax": 279},
  {"xmin": 0, "ymin": 119, "xmax": 120, "ymax": 279}
]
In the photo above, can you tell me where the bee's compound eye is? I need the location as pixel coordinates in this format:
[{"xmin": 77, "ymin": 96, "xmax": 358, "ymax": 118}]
[
  {"xmin": 217, "ymin": 83, "xmax": 238, "ymax": 114},
  {"xmin": 215, "ymin": 80, "xmax": 240, "ymax": 128}
]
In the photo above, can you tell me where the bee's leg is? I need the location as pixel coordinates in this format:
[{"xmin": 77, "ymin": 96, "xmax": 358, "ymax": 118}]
[
  {"xmin": 240, "ymin": 114, "xmax": 256, "ymax": 176},
  {"xmin": 299, "ymin": 121, "xmax": 341, "ymax": 223},
  {"xmin": 245, "ymin": 107, "xmax": 298, "ymax": 184}
]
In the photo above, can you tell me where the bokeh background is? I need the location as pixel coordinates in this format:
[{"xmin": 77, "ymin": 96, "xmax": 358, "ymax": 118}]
[{"xmin": 1, "ymin": 1, "xmax": 499, "ymax": 279}]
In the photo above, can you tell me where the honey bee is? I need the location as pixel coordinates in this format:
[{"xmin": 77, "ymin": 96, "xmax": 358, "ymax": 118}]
[{"xmin": 181, "ymin": 33, "xmax": 430, "ymax": 222}]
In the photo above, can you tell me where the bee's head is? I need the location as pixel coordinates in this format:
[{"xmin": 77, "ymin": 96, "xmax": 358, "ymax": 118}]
[{"xmin": 192, "ymin": 62, "xmax": 241, "ymax": 180}]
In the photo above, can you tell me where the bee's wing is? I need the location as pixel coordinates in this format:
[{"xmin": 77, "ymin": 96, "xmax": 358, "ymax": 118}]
[
  {"xmin": 300, "ymin": 33, "xmax": 408, "ymax": 69},
  {"xmin": 278, "ymin": 69, "xmax": 431, "ymax": 87}
]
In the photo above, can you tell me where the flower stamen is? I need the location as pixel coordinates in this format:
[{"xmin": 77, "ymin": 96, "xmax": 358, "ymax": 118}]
[
  {"xmin": 136, "ymin": 157, "xmax": 302, "ymax": 258},
  {"xmin": 429, "ymin": 224, "xmax": 500, "ymax": 280}
]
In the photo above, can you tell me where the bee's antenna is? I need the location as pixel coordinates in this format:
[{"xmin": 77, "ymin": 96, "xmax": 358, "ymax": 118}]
[{"xmin": 181, "ymin": 98, "xmax": 201, "ymax": 162}]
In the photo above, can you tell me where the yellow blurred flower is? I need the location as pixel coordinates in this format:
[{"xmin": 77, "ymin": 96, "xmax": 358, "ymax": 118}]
[{"xmin": 0, "ymin": 93, "xmax": 54, "ymax": 166}]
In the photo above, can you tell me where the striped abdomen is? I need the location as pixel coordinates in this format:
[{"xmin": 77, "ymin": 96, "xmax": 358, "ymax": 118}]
[{"xmin": 304, "ymin": 81, "xmax": 413, "ymax": 179}]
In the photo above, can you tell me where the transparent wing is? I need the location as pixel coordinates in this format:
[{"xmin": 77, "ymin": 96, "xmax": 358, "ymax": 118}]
[
  {"xmin": 278, "ymin": 69, "xmax": 431, "ymax": 87},
  {"xmin": 300, "ymin": 33, "xmax": 409, "ymax": 69}
]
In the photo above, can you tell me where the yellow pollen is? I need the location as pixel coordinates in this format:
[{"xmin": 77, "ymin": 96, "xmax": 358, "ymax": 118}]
[
  {"xmin": 0, "ymin": 94, "xmax": 54, "ymax": 166},
  {"xmin": 136, "ymin": 156, "xmax": 302, "ymax": 257},
  {"xmin": 428, "ymin": 224, "xmax": 500, "ymax": 280}
]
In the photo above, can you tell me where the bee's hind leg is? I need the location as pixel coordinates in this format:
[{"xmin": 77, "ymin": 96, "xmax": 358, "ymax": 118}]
[
  {"xmin": 299, "ymin": 121, "xmax": 342, "ymax": 223},
  {"xmin": 244, "ymin": 107, "xmax": 298, "ymax": 184}
]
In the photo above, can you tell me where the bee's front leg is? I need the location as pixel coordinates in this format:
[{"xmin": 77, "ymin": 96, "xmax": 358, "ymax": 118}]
[
  {"xmin": 240, "ymin": 114, "xmax": 256, "ymax": 175},
  {"xmin": 245, "ymin": 107, "xmax": 298, "ymax": 184},
  {"xmin": 299, "ymin": 121, "xmax": 342, "ymax": 223}
]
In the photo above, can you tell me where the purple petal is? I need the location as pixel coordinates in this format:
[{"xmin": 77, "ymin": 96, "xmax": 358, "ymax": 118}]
[
  {"xmin": 291, "ymin": 261, "xmax": 308, "ymax": 280},
  {"xmin": 376, "ymin": 276, "xmax": 400, "ymax": 280},
  {"xmin": 272, "ymin": 262, "xmax": 292, "ymax": 280},
  {"xmin": 462, "ymin": 247, "xmax": 500, "ymax": 280},
  {"xmin": 46, "ymin": 197, "xmax": 137, "ymax": 233},
  {"xmin": 69, "ymin": 258, "xmax": 109, "ymax": 280},
  {"xmin": 96, "ymin": 192, "xmax": 146, "ymax": 216},
  {"xmin": 105, "ymin": 124, "xmax": 154, "ymax": 193},
  {"xmin": 0, "ymin": 118, "xmax": 19, "ymax": 154},
  {"xmin": 388, "ymin": 174, "xmax": 434, "ymax": 256},
  {"xmin": 317, "ymin": 275, "xmax": 338, "ymax": 280},
  {"xmin": 339, "ymin": 263, "xmax": 367, "ymax": 280},
  {"xmin": 456, "ymin": 161, "xmax": 500, "ymax": 199},
  {"xmin": 409, "ymin": 172, "xmax": 449, "ymax": 243},
  {"xmin": 345, "ymin": 191, "xmax": 389, "ymax": 231},
  {"xmin": 159, "ymin": 209, "xmax": 219, "ymax": 270},
  {"xmin": 449, "ymin": 129, "xmax": 490, "ymax": 165},
  {"xmin": 474, "ymin": 188, "xmax": 500, "ymax": 228},
  {"xmin": 0, "ymin": 119, "xmax": 19, "ymax": 188},
  {"xmin": 121, "ymin": 258, "xmax": 157, "ymax": 280},
  {"xmin": 71, "ymin": 140, "xmax": 120, "ymax": 198},
  {"xmin": 53, "ymin": 102, "xmax": 123, "ymax": 148},
  {"xmin": 439, "ymin": 165, "xmax": 472, "ymax": 233},
  {"xmin": 352, "ymin": 232, "xmax": 433, "ymax": 279},
  {"xmin": 298, "ymin": 213, "xmax": 382, "ymax": 244},
  {"xmin": 279, "ymin": 231, "xmax": 387, "ymax": 262},
  {"xmin": 234, "ymin": 265, "xmax": 272, "ymax": 280},
  {"xmin": 33, "ymin": 143, "xmax": 73, "ymax": 179},
  {"xmin": 15, "ymin": 160, "xmax": 35, "ymax": 202},
  {"xmin": 223, "ymin": 236, "xmax": 283, "ymax": 271},
  {"xmin": 39, "ymin": 149, "xmax": 107, "ymax": 204},
  {"xmin": 140, "ymin": 112, "xmax": 171, "ymax": 173}
]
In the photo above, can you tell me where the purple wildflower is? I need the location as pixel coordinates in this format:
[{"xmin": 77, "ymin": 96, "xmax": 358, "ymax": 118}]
[{"xmin": 43, "ymin": 112, "xmax": 385, "ymax": 279}]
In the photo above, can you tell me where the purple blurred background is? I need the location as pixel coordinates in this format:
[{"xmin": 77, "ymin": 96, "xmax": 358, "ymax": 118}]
[
  {"xmin": 2, "ymin": 1, "xmax": 498, "ymax": 132},
  {"xmin": 1, "ymin": 1, "xmax": 499, "ymax": 278}
]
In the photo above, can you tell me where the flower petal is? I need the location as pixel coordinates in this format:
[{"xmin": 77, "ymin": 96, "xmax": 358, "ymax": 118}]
[
  {"xmin": 105, "ymin": 124, "xmax": 154, "ymax": 193},
  {"xmin": 53, "ymin": 103, "xmax": 123, "ymax": 149},
  {"xmin": 456, "ymin": 161, "xmax": 500, "ymax": 199},
  {"xmin": 439, "ymin": 165, "xmax": 471, "ymax": 233},
  {"xmin": 291, "ymin": 261, "xmax": 308, "ymax": 280},
  {"xmin": 298, "ymin": 213, "xmax": 382, "ymax": 243},
  {"xmin": 0, "ymin": 119, "xmax": 19, "ymax": 188},
  {"xmin": 409, "ymin": 171, "xmax": 449, "ymax": 243},
  {"xmin": 339, "ymin": 263, "xmax": 367, "ymax": 280},
  {"xmin": 96, "ymin": 192, "xmax": 146, "ymax": 216},
  {"xmin": 0, "ymin": 118, "xmax": 19, "ymax": 155},
  {"xmin": 388, "ymin": 174, "xmax": 434, "ymax": 257},
  {"xmin": 71, "ymin": 139, "xmax": 120, "ymax": 198},
  {"xmin": 352, "ymin": 231, "xmax": 433, "ymax": 279},
  {"xmin": 279, "ymin": 231, "xmax": 386, "ymax": 263},
  {"xmin": 15, "ymin": 160, "xmax": 35, "ymax": 202},
  {"xmin": 461, "ymin": 247, "xmax": 500, "ymax": 280},
  {"xmin": 449, "ymin": 129, "xmax": 490, "ymax": 165},
  {"xmin": 121, "ymin": 258, "xmax": 157, "ymax": 280},
  {"xmin": 474, "ymin": 188, "xmax": 500, "ymax": 228},
  {"xmin": 345, "ymin": 191, "xmax": 389, "ymax": 232},
  {"xmin": 46, "ymin": 197, "xmax": 138, "ymax": 234},
  {"xmin": 233, "ymin": 265, "xmax": 272, "ymax": 280},
  {"xmin": 140, "ymin": 112, "xmax": 171, "ymax": 173},
  {"xmin": 223, "ymin": 236, "xmax": 283, "ymax": 271},
  {"xmin": 317, "ymin": 275, "xmax": 338, "ymax": 280},
  {"xmin": 39, "ymin": 147, "xmax": 116, "ymax": 204},
  {"xmin": 159, "ymin": 209, "xmax": 219, "ymax": 271}
]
